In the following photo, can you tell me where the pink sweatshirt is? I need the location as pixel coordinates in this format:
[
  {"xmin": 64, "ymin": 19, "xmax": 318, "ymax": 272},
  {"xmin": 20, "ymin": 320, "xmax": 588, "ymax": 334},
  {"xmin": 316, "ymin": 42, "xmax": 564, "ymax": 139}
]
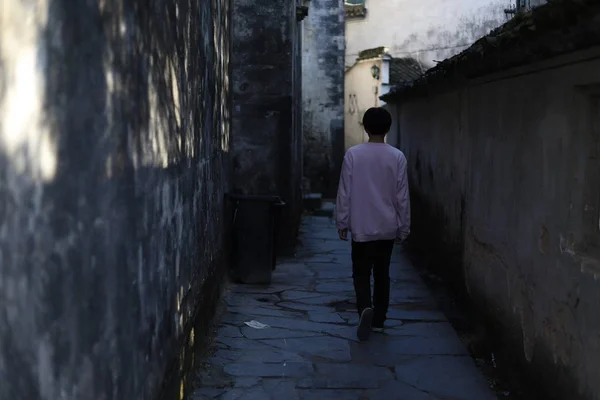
[{"xmin": 336, "ymin": 143, "xmax": 411, "ymax": 242}]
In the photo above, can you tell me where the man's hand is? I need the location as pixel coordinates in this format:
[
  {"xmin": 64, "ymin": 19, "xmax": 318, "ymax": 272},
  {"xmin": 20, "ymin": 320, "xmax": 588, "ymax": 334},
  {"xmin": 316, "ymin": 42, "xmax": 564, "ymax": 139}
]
[{"xmin": 338, "ymin": 229, "xmax": 348, "ymax": 241}]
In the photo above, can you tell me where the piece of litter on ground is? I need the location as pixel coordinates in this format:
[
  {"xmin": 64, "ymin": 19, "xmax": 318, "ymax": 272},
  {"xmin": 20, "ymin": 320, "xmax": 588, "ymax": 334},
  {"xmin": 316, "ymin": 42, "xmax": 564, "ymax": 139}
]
[{"xmin": 244, "ymin": 320, "xmax": 270, "ymax": 329}]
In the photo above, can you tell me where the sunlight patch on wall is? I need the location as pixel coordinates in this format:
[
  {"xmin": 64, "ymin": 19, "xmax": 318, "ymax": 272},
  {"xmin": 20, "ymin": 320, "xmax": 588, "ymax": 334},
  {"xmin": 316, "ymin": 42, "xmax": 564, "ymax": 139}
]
[
  {"xmin": 220, "ymin": 47, "xmax": 231, "ymax": 153},
  {"xmin": 146, "ymin": 75, "xmax": 170, "ymax": 169},
  {"xmin": 170, "ymin": 59, "xmax": 182, "ymax": 132},
  {"xmin": 0, "ymin": 0, "xmax": 56, "ymax": 183}
]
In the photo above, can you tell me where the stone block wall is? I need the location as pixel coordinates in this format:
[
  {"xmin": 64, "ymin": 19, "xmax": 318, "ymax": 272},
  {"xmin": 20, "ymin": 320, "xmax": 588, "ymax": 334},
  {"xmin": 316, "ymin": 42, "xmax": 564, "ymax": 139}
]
[
  {"xmin": 302, "ymin": 0, "xmax": 345, "ymax": 197},
  {"xmin": 0, "ymin": 0, "xmax": 231, "ymax": 399},
  {"xmin": 231, "ymin": 0, "xmax": 304, "ymax": 249}
]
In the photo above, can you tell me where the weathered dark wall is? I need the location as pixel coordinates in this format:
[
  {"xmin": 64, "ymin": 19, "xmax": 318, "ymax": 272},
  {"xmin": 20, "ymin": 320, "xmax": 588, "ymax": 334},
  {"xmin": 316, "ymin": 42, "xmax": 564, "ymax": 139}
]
[
  {"xmin": 0, "ymin": 0, "xmax": 231, "ymax": 399},
  {"xmin": 231, "ymin": 0, "xmax": 303, "ymax": 249},
  {"xmin": 290, "ymin": 1, "xmax": 304, "ymax": 243},
  {"xmin": 389, "ymin": 47, "xmax": 600, "ymax": 400},
  {"xmin": 302, "ymin": 0, "xmax": 345, "ymax": 197}
]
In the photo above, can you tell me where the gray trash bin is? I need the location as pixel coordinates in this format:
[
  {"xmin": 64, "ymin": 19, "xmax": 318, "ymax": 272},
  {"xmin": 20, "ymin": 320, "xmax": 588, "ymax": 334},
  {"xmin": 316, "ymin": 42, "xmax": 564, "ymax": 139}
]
[{"xmin": 227, "ymin": 194, "xmax": 285, "ymax": 284}]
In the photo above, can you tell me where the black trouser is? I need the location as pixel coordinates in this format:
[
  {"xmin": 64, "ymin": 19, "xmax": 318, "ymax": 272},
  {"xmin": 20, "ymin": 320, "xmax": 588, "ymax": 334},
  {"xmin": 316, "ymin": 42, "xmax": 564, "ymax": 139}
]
[{"xmin": 351, "ymin": 239, "xmax": 394, "ymax": 326}]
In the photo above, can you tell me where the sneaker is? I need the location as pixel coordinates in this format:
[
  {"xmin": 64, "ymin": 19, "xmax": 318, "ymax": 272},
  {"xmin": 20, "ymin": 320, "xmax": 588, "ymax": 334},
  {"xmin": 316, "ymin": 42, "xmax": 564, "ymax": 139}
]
[{"xmin": 357, "ymin": 308, "xmax": 374, "ymax": 341}]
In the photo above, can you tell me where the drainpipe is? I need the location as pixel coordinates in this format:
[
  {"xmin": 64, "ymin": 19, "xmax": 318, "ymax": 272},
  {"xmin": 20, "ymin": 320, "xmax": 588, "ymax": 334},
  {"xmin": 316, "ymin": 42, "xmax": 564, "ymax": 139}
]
[{"xmin": 380, "ymin": 54, "xmax": 391, "ymax": 106}]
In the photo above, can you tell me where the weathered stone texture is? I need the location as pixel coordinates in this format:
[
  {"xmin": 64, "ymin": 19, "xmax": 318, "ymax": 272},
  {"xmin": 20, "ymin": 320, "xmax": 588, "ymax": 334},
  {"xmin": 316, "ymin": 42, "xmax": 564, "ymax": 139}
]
[
  {"xmin": 231, "ymin": 0, "xmax": 303, "ymax": 249},
  {"xmin": 388, "ymin": 49, "xmax": 600, "ymax": 400},
  {"xmin": 195, "ymin": 215, "xmax": 495, "ymax": 400},
  {"xmin": 302, "ymin": 0, "xmax": 345, "ymax": 197},
  {"xmin": 0, "ymin": 0, "xmax": 231, "ymax": 399},
  {"xmin": 383, "ymin": 3, "xmax": 600, "ymax": 398}
]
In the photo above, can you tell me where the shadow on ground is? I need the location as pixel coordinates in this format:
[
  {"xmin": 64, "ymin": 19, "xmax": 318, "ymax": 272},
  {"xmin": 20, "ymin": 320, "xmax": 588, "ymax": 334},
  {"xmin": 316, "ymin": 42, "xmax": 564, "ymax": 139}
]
[{"xmin": 191, "ymin": 215, "xmax": 497, "ymax": 400}]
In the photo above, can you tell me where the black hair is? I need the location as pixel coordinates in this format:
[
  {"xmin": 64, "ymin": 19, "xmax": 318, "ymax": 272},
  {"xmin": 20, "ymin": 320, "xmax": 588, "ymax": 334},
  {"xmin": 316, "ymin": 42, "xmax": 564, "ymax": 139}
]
[{"xmin": 362, "ymin": 107, "xmax": 392, "ymax": 136}]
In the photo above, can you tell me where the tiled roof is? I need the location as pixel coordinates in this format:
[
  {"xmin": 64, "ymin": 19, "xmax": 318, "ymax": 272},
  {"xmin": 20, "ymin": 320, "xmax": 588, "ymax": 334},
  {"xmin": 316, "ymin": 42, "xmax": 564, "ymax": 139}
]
[
  {"xmin": 381, "ymin": 0, "xmax": 600, "ymax": 102},
  {"xmin": 389, "ymin": 58, "xmax": 425, "ymax": 85},
  {"xmin": 357, "ymin": 46, "xmax": 388, "ymax": 61}
]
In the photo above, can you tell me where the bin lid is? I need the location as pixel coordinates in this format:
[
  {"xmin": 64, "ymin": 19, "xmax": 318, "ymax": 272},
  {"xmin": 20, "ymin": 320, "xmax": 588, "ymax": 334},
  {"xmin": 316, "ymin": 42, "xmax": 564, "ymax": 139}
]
[{"xmin": 226, "ymin": 193, "xmax": 285, "ymax": 205}]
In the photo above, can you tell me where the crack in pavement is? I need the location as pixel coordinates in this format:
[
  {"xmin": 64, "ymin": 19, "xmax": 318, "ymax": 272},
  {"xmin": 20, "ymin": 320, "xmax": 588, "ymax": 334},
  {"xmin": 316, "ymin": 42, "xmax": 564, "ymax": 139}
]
[{"xmin": 193, "ymin": 215, "xmax": 497, "ymax": 400}]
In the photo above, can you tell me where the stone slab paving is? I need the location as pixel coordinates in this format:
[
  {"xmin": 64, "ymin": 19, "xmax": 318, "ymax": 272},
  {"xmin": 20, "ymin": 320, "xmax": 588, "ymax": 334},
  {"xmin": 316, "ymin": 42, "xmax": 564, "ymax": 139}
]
[{"xmin": 194, "ymin": 216, "xmax": 496, "ymax": 400}]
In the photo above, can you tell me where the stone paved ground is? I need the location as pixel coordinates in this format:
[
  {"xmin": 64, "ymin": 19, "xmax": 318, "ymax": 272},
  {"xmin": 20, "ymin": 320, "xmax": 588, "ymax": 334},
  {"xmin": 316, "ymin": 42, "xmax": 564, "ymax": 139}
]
[{"xmin": 193, "ymin": 216, "xmax": 496, "ymax": 400}]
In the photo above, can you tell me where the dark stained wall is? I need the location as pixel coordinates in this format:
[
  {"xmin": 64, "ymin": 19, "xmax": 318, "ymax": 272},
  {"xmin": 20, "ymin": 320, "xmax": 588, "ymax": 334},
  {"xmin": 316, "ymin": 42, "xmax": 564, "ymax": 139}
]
[
  {"xmin": 0, "ymin": 0, "xmax": 232, "ymax": 399},
  {"xmin": 388, "ymin": 49, "xmax": 600, "ymax": 400},
  {"xmin": 231, "ymin": 0, "xmax": 304, "ymax": 249},
  {"xmin": 302, "ymin": 0, "xmax": 345, "ymax": 197}
]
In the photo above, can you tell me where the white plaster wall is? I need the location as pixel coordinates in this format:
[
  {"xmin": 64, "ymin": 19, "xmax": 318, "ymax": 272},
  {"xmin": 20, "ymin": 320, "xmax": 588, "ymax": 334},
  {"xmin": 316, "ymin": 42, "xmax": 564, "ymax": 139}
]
[
  {"xmin": 344, "ymin": 59, "xmax": 382, "ymax": 150},
  {"xmin": 345, "ymin": 0, "xmax": 510, "ymax": 68}
]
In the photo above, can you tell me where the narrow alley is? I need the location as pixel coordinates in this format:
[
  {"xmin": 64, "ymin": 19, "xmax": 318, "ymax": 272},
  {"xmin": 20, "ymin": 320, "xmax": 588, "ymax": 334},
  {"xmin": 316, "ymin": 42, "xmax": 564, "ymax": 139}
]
[
  {"xmin": 193, "ymin": 214, "xmax": 495, "ymax": 400},
  {"xmin": 3, "ymin": 1, "xmax": 600, "ymax": 399}
]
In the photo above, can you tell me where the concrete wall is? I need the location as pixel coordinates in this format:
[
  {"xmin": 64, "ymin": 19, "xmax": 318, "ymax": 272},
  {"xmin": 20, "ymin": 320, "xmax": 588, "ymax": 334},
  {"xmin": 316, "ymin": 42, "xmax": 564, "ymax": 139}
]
[
  {"xmin": 344, "ymin": 58, "xmax": 382, "ymax": 150},
  {"xmin": 390, "ymin": 47, "xmax": 600, "ymax": 400},
  {"xmin": 345, "ymin": 0, "xmax": 508, "ymax": 68},
  {"xmin": 0, "ymin": 1, "xmax": 232, "ymax": 399},
  {"xmin": 302, "ymin": 0, "xmax": 345, "ymax": 197},
  {"xmin": 231, "ymin": 0, "xmax": 304, "ymax": 248}
]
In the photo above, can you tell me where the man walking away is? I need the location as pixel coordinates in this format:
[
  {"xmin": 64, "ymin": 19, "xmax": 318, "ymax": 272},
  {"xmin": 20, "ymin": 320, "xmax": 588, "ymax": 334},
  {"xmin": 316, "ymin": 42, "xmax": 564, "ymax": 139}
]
[{"xmin": 335, "ymin": 107, "xmax": 411, "ymax": 341}]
